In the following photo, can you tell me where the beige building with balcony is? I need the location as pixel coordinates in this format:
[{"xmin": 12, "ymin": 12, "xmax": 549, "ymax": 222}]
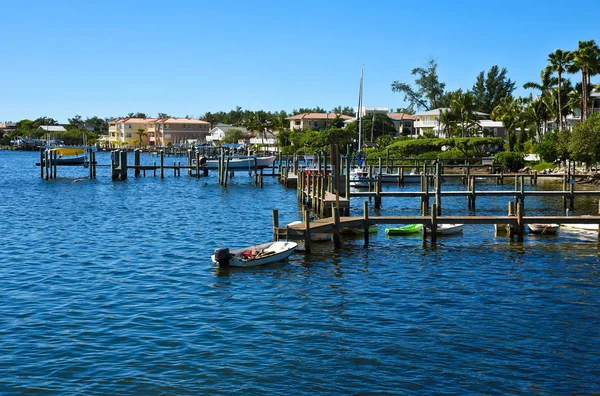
[
  {"xmin": 107, "ymin": 117, "xmax": 210, "ymax": 147},
  {"xmin": 287, "ymin": 113, "xmax": 352, "ymax": 130}
]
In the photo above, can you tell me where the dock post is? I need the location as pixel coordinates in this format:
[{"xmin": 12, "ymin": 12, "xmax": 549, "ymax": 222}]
[
  {"xmin": 375, "ymin": 175, "xmax": 382, "ymax": 209},
  {"xmin": 260, "ymin": 169, "xmax": 264, "ymax": 188},
  {"xmin": 569, "ymin": 176, "xmax": 575, "ymax": 209},
  {"xmin": 399, "ymin": 166, "xmax": 404, "ymax": 186},
  {"xmin": 345, "ymin": 146, "xmax": 351, "ymax": 198},
  {"xmin": 39, "ymin": 148, "xmax": 44, "ymax": 178},
  {"xmin": 333, "ymin": 206, "xmax": 341, "ymax": 248},
  {"xmin": 516, "ymin": 202, "xmax": 524, "ymax": 242},
  {"xmin": 363, "ymin": 201, "xmax": 369, "ymax": 248},
  {"xmin": 195, "ymin": 152, "xmax": 200, "ymax": 179},
  {"xmin": 421, "ymin": 200, "xmax": 428, "ymax": 245},
  {"xmin": 253, "ymin": 157, "xmax": 258, "ymax": 182},
  {"xmin": 153, "ymin": 161, "xmax": 157, "ymax": 177},
  {"xmin": 134, "ymin": 149, "xmax": 140, "ymax": 177},
  {"xmin": 385, "ymin": 149, "xmax": 389, "ymax": 174},
  {"xmin": 431, "ymin": 203, "xmax": 438, "ymax": 245},
  {"xmin": 435, "ymin": 161, "xmax": 442, "ymax": 214},
  {"xmin": 53, "ymin": 150, "xmax": 58, "ymax": 179},
  {"xmin": 173, "ymin": 161, "xmax": 177, "ymax": 177},
  {"xmin": 272, "ymin": 209, "xmax": 279, "ymax": 241},
  {"xmin": 160, "ymin": 150, "xmax": 164, "ymax": 179},
  {"xmin": 187, "ymin": 150, "xmax": 192, "ymax": 177},
  {"xmin": 278, "ymin": 152, "xmax": 282, "ymax": 182},
  {"xmin": 120, "ymin": 150, "xmax": 128, "ymax": 180},
  {"xmin": 304, "ymin": 209, "xmax": 311, "ymax": 254},
  {"xmin": 92, "ymin": 150, "xmax": 97, "ymax": 179},
  {"xmin": 520, "ymin": 175, "xmax": 525, "ymax": 205},
  {"xmin": 224, "ymin": 157, "xmax": 230, "ymax": 187},
  {"xmin": 44, "ymin": 150, "xmax": 49, "ymax": 180},
  {"xmin": 378, "ymin": 157, "xmax": 382, "ymax": 180}
]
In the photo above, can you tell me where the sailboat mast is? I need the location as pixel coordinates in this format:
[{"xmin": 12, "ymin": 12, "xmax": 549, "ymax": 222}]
[{"xmin": 357, "ymin": 68, "xmax": 363, "ymax": 155}]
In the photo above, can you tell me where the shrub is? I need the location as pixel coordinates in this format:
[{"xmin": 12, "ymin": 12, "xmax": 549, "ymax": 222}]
[{"xmin": 494, "ymin": 151, "xmax": 525, "ymax": 172}]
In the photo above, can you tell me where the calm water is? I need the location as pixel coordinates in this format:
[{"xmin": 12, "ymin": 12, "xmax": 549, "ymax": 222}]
[{"xmin": 1, "ymin": 150, "xmax": 599, "ymax": 395}]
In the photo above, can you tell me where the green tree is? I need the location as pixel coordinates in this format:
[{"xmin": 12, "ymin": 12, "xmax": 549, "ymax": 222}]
[
  {"xmin": 472, "ymin": 65, "xmax": 517, "ymax": 114},
  {"xmin": 222, "ymin": 129, "xmax": 244, "ymax": 144},
  {"xmin": 391, "ymin": 58, "xmax": 446, "ymax": 111},
  {"xmin": 568, "ymin": 113, "xmax": 600, "ymax": 167}
]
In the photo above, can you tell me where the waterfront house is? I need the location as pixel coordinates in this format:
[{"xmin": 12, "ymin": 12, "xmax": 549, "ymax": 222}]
[
  {"xmin": 38, "ymin": 125, "xmax": 67, "ymax": 133},
  {"xmin": 154, "ymin": 118, "xmax": 210, "ymax": 146},
  {"xmin": 414, "ymin": 108, "xmax": 503, "ymax": 137},
  {"xmin": 206, "ymin": 123, "xmax": 251, "ymax": 145},
  {"xmin": 108, "ymin": 117, "xmax": 210, "ymax": 147},
  {"xmin": 287, "ymin": 113, "xmax": 352, "ymax": 130},
  {"xmin": 387, "ymin": 113, "xmax": 417, "ymax": 136}
]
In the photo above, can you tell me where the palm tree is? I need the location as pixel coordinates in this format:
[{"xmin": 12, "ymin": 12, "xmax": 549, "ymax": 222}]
[
  {"xmin": 547, "ymin": 49, "xmax": 571, "ymax": 129},
  {"xmin": 136, "ymin": 127, "xmax": 148, "ymax": 148},
  {"xmin": 451, "ymin": 90, "xmax": 476, "ymax": 137},
  {"xmin": 568, "ymin": 40, "xmax": 600, "ymax": 120},
  {"xmin": 491, "ymin": 96, "xmax": 520, "ymax": 151},
  {"xmin": 439, "ymin": 108, "xmax": 454, "ymax": 138}
]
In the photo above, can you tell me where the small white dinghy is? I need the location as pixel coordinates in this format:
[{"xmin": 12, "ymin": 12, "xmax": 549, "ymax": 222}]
[
  {"xmin": 212, "ymin": 241, "xmax": 298, "ymax": 268},
  {"xmin": 527, "ymin": 223, "xmax": 560, "ymax": 234},
  {"xmin": 427, "ymin": 224, "xmax": 464, "ymax": 235}
]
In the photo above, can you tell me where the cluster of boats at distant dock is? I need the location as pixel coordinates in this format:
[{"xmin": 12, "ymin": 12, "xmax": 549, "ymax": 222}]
[{"xmin": 211, "ymin": 221, "xmax": 599, "ymax": 268}]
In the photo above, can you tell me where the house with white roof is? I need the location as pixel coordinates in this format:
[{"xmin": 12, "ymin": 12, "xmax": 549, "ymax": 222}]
[
  {"xmin": 38, "ymin": 125, "xmax": 67, "ymax": 133},
  {"xmin": 414, "ymin": 108, "xmax": 504, "ymax": 138},
  {"xmin": 206, "ymin": 123, "xmax": 251, "ymax": 144}
]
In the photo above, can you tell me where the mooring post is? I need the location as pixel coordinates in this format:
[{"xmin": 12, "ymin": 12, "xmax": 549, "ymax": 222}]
[
  {"xmin": 53, "ymin": 150, "xmax": 58, "ymax": 179},
  {"xmin": 520, "ymin": 175, "xmax": 525, "ymax": 206},
  {"xmin": 39, "ymin": 148, "xmax": 44, "ymax": 178},
  {"xmin": 399, "ymin": 166, "xmax": 404, "ymax": 186},
  {"xmin": 278, "ymin": 152, "xmax": 282, "ymax": 182},
  {"xmin": 120, "ymin": 150, "xmax": 128, "ymax": 180},
  {"xmin": 421, "ymin": 200, "xmax": 428, "ymax": 245},
  {"xmin": 333, "ymin": 206, "xmax": 341, "ymax": 248},
  {"xmin": 431, "ymin": 203, "xmax": 438, "ymax": 245},
  {"xmin": 363, "ymin": 201, "xmax": 369, "ymax": 248},
  {"xmin": 569, "ymin": 176, "xmax": 575, "ymax": 209},
  {"xmin": 44, "ymin": 150, "xmax": 49, "ymax": 180},
  {"xmin": 272, "ymin": 209, "xmax": 279, "ymax": 241},
  {"xmin": 385, "ymin": 149, "xmax": 389, "ymax": 174},
  {"xmin": 375, "ymin": 175, "xmax": 382, "ymax": 209},
  {"xmin": 260, "ymin": 169, "xmax": 264, "ymax": 188},
  {"xmin": 435, "ymin": 161, "xmax": 442, "ymax": 215},
  {"xmin": 517, "ymin": 202, "xmax": 524, "ymax": 242},
  {"xmin": 304, "ymin": 209, "xmax": 311, "ymax": 254},
  {"xmin": 345, "ymin": 146, "xmax": 351, "ymax": 198},
  {"xmin": 134, "ymin": 149, "xmax": 140, "ymax": 177},
  {"xmin": 160, "ymin": 150, "xmax": 164, "ymax": 179},
  {"xmin": 224, "ymin": 157, "xmax": 230, "ymax": 187}
]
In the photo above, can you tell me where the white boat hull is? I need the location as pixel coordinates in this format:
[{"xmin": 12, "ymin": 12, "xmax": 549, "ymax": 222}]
[
  {"xmin": 427, "ymin": 224, "xmax": 464, "ymax": 235},
  {"xmin": 205, "ymin": 156, "xmax": 276, "ymax": 170},
  {"xmin": 211, "ymin": 241, "xmax": 297, "ymax": 267},
  {"xmin": 561, "ymin": 223, "xmax": 598, "ymax": 231},
  {"xmin": 527, "ymin": 223, "xmax": 560, "ymax": 234}
]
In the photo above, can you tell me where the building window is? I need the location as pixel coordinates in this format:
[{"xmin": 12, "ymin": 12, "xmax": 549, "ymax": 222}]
[
  {"xmin": 125, "ymin": 133, "xmax": 132, "ymax": 138},
  {"xmin": 126, "ymin": 124, "xmax": 131, "ymax": 128},
  {"xmin": 295, "ymin": 120, "xmax": 300, "ymax": 126}
]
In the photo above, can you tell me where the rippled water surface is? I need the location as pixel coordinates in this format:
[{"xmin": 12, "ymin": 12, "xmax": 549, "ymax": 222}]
[{"xmin": 1, "ymin": 150, "xmax": 599, "ymax": 394}]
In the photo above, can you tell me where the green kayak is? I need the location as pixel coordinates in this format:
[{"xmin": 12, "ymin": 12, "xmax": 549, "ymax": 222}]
[{"xmin": 385, "ymin": 224, "xmax": 423, "ymax": 235}]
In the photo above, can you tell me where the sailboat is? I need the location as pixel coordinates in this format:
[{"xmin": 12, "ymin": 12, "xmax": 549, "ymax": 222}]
[{"xmin": 349, "ymin": 69, "xmax": 369, "ymax": 188}]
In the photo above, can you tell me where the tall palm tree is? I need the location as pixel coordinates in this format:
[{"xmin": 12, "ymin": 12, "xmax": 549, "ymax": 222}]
[
  {"xmin": 568, "ymin": 40, "xmax": 600, "ymax": 120},
  {"xmin": 491, "ymin": 96, "xmax": 520, "ymax": 151},
  {"xmin": 451, "ymin": 90, "xmax": 476, "ymax": 137},
  {"xmin": 547, "ymin": 49, "xmax": 571, "ymax": 129},
  {"xmin": 136, "ymin": 127, "xmax": 148, "ymax": 148}
]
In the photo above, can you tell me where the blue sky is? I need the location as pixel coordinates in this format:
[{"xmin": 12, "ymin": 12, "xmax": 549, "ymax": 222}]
[{"xmin": 1, "ymin": 0, "xmax": 596, "ymax": 123}]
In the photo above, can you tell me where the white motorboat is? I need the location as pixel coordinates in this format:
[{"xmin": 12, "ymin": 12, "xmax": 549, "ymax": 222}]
[
  {"xmin": 212, "ymin": 241, "xmax": 298, "ymax": 268},
  {"xmin": 560, "ymin": 223, "xmax": 598, "ymax": 231},
  {"xmin": 204, "ymin": 155, "xmax": 276, "ymax": 170},
  {"xmin": 527, "ymin": 223, "xmax": 560, "ymax": 234},
  {"xmin": 349, "ymin": 167, "xmax": 369, "ymax": 187},
  {"xmin": 427, "ymin": 223, "xmax": 464, "ymax": 235}
]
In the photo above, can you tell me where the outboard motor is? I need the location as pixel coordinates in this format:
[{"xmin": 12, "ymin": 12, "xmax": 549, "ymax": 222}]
[
  {"xmin": 200, "ymin": 157, "xmax": 209, "ymax": 176},
  {"xmin": 214, "ymin": 248, "xmax": 230, "ymax": 267}
]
